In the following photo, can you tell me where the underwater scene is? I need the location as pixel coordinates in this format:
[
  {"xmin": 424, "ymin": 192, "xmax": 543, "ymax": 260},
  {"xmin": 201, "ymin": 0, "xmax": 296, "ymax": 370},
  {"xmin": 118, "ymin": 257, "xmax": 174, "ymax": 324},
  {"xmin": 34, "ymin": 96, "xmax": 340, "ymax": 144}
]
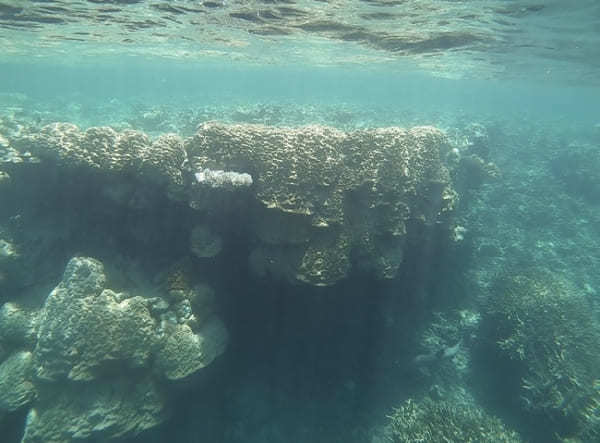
[{"xmin": 1, "ymin": 1, "xmax": 600, "ymax": 442}]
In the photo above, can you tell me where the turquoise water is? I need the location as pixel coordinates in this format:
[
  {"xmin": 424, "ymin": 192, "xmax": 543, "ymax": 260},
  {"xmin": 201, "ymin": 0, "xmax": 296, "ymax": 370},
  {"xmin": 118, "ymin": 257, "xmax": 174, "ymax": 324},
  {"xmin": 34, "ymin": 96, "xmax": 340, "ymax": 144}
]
[{"xmin": 1, "ymin": 2, "xmax": 600, "ymax": 443}]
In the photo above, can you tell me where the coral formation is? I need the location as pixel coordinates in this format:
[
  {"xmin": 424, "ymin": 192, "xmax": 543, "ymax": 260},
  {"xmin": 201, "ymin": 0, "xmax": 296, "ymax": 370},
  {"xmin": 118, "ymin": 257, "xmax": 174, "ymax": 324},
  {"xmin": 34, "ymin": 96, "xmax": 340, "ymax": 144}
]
[
  {"xmin": 0, "ymin": 351, "xmax": 35, "ymax": 413},
  {"xmin": 0, "ymin": 256, "xmax": 228, "ymax": 442},
  {"xmin": 156, "ymin": 315, "xmax": 229, "ymax": 380},
  {"xmin": 33, "ymin": 257, "xmax": 158, "ymax": 381},
  {"xmin": 15, "ymin": 123, "xmax": 187, "ymax": 198},
  {"xmin": 482, "ymin": 271, "xmax": 600, "ymax": 441},
  {"xmin": 386, "ymin": 395, "xmax": 522, "ymax": 442},
  {"xmin": 187, "ymin": 122, "xmax": 456, "ymax": 285},
  {"xmin": 12, "ymin": 122, "xmax": 457, "ymax": 287},
  {"xmin": 22, "ymin": 375, "xmax": 166, "ymax": 443},
  {"xmin": 0, "ymin": 303, "xmax": 37, "ymax": 349}
]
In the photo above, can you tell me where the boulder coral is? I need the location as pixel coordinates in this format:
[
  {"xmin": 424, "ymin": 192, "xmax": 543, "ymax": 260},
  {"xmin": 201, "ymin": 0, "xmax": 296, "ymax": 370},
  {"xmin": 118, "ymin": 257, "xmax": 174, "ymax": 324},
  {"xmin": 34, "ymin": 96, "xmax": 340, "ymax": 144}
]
[
  {"xmin": 186, "ymin": 123, "xmax": 457, "ymax": 285},
  {"xmin": 16, "ymin": 123, "xmax": 187, "ymax": 198},
  {"xmin": 0, "ymin": 256, "xmax": 228, "ymax": 442},
  {"xmin": 15, "ymin": 122, "xmax": 457, "ymax": 286}
]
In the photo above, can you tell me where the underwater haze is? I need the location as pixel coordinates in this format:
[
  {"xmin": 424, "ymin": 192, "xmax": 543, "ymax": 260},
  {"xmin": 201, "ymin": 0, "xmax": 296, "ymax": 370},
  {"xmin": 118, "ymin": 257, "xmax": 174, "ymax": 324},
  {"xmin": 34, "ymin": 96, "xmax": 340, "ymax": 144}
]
[{"xmin": 1, "ymin": 1, "xmax": 600, "ymax": 443}]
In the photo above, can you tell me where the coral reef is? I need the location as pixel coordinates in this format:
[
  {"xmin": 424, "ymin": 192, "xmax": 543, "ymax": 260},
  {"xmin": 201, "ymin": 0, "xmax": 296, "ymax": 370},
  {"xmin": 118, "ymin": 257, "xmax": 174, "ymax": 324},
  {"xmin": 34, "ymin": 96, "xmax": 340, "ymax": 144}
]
[
  {"xmin": 2, "ymin": 85, "xmax": 600, "ymax": 443},
  {"xmin": 187, "ymin": 122, "xmax": 456, "ymax": 285},
  {"xmin": 14, "ymin": 123, "xmax": 188, "ymax": 199},
  {"xmin": 0, "ymin": 351, "xmax": 35, "ymax": 413},
  {"xmin": 481, "ymin": 271, "xmax": 600, "ymax": 442},
  {"xmin": 11, "ymin": 122, "xmax": 457, "ymax": 287},
  {"xmin": 386, "ymin": 395, "xmax": 522, "ymax": 442},
  {"xmin": 0, "ymin": 256, "xmax": 228, "ymax": 442},
  {"xmin": 412, "ymin": 310, "xmax": 479, "ymax": 379}
]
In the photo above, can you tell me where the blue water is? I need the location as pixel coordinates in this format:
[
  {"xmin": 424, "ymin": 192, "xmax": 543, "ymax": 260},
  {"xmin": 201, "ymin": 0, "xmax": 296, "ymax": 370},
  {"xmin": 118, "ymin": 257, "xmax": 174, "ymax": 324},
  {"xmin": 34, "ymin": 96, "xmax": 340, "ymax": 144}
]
[
  {"xmin": 2, "ymin": 2, "xmax": 600, "ymax": 443},
  {"xmin": 3, "ymin": 59, "xmax": 600, "ymax": 124}
]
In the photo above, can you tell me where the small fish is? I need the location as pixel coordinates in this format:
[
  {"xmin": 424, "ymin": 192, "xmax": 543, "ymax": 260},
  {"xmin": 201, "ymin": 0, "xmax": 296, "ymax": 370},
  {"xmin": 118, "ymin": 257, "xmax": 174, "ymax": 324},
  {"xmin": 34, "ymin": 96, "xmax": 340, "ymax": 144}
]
[{"xmin": 412, "ymin": 339, "xmax": 462, "ymax": 367}]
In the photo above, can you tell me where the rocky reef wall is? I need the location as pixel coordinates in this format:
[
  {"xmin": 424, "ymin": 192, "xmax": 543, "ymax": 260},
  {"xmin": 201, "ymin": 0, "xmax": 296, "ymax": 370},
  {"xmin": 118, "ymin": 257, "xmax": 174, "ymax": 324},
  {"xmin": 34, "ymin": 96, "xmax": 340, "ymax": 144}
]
[
  {"xmin": 9, "ymin": 122, "xmax": 457, "ymax": 287},
  {"xmin": 0, "ymin": 120, "xmax": 460, "ymax": 441}
]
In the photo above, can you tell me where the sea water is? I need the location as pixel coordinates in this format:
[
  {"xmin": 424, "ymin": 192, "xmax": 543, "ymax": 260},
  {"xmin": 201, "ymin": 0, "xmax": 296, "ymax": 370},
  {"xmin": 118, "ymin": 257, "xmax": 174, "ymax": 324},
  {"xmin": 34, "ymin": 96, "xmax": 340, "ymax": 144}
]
[{"xmin": 1, "ymin": 2, "xmax": 600, "ymax": 443}]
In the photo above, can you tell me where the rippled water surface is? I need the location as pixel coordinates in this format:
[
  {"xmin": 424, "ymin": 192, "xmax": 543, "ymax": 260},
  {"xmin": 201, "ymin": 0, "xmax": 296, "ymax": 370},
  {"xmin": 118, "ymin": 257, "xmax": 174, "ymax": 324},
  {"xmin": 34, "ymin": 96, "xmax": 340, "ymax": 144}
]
[{"xmin": 1, "ymin": 0, "xmax": 600, "ymax": 83}]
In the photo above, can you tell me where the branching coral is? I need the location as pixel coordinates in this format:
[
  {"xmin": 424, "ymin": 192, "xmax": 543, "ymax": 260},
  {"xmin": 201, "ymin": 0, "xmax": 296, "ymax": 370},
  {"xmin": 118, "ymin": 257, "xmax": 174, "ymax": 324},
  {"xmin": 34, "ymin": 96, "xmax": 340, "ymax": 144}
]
[
  {"xmin": 386, "ymin": 396, "xmax": 522, "ymax": 442},
  {"xmin": 483, "ymin": 270, "xmax": 600, "ymax": 441}
]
